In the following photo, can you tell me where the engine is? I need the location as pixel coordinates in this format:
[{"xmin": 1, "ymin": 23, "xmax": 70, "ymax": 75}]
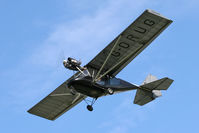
[{"xmin": 63, "ymin": 57, "xmax": 82, "ymax": 71}]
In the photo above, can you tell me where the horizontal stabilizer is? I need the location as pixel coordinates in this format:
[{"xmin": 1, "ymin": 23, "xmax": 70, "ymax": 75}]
[
  {"xmin": 134, "ymin": 89, "xmax": 155, "ymax": 106},
  {"xmin": 141, "ymin": 77, "xmax": 173, "ymax": 91},
  {"xmin": 134, "ymin": 75, "xmax": 173, "ymax": 106}
]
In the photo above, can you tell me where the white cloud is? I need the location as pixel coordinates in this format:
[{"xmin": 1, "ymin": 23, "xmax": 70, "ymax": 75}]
[
  {"xmin": 109, "ymin": 126, "xmax": 128, "ymax": 133},
  {"xmin": 29, "ymin": 0, "xmax": 199, "ymax": 69},
  {"xmin": 97, "ymin": 93, "xmax": 156, "ymax": 133},
  {"xmin": 28, "ymin": 0, "xmax": 151, "ymax": 68}
]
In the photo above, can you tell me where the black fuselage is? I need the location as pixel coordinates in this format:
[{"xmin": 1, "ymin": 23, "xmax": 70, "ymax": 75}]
[{"xmin": 68, "ymin": 75, "xmax": 138, "ymax": 98}]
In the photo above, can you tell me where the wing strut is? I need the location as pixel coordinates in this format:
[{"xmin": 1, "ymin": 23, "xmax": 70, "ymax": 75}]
[
  {"xmin": 94, "ymin": 35, "xmax": 122, "ymax": 81},
  {"xmin": 95, "ymin": 43, "xmax": 144, "ymax": 81}
]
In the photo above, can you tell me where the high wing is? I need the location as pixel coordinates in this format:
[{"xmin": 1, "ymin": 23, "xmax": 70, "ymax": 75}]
[
  {"xmin": 86, "ymin": 9, "xmax": 172, "ymax": 80},
  {"xmin": 28, "ymin": 74, "xmax": 86, "ymax": 120}
]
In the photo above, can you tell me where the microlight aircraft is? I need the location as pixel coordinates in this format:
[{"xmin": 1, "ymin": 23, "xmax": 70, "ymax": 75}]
[{"xmin": 28, "ymin": 9, "xmax": 173, "ymax": 120}]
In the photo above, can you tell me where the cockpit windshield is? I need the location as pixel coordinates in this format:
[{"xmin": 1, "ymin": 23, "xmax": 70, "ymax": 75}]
[
  {"xmin": 109, "ymin": 78, "xmax": 120, "ymax": 85},
  {"xmin": 96, "ymin": 80, "xmax": 105, "ymax": 85},
  {"xmin": 96, "ymin": 77, "xmax": 120, "ymax": 86}
]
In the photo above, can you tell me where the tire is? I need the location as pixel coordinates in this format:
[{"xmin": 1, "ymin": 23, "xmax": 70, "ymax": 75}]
[{"xmin": 87, "ymin": 105, "xmax": 93, "ymax": 111}]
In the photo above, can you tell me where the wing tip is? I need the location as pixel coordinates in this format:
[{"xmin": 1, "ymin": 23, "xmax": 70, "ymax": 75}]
[
  {"xmin": 146, "ymin": 9, "xmax": 173, "ymax": 22},
  {"xmin": 165, "ymin": 77, "xmax": 174, "ymax": 83}
]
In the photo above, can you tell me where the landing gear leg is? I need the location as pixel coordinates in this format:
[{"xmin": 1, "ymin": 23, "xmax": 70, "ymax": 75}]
[{"xmin": 84, "ymin": 98, "xmax": 97, "ymax": 112}]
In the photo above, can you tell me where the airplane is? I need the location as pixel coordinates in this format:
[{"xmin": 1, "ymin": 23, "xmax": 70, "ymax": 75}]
[{"xmin": 28, "ymin": 9, "xmax": 174, "ymax": 120}]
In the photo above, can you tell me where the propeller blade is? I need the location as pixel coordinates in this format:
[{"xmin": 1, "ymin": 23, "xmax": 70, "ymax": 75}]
[{"xmin": 56, "ymin": 50, "xmax": 66, "ymax": 69}]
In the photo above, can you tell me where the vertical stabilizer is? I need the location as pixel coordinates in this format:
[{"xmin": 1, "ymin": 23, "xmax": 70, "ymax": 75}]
[{"xmin": 142, "ymin": 74, "xmax": 157, "ymax": 85}]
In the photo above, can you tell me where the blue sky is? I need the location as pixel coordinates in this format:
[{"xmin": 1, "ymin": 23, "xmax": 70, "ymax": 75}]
[{"xmin": 0, "ymin": 0, "xmax": 199, "ymax": 132}]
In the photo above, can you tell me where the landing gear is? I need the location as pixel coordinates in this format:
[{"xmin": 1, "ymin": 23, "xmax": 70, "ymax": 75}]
[
  {"xmin": 84, "ymin": 97, "xmax": 97, "ymax": 112},
  {"xmin": 87, "ymin": 105, "xmax": 93, "ymax": 111}
]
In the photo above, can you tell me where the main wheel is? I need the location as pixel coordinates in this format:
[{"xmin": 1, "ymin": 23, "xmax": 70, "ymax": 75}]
[
  {"xmin": 87, "ymin": 105, "xmax": 93, "ymax": 111},
  {"xmin": 107, "ymin": 88, "xmax": 114, "ymax": 95}
]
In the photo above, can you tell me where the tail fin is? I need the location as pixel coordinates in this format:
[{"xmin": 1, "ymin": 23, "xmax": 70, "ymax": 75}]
[
  {"xmin": 134, "ymin": 74, "xmax": 173, "ymax": 106},
  {"xmin": 142, "ymin": 74, "xmax": 158, "ymax": 85}
]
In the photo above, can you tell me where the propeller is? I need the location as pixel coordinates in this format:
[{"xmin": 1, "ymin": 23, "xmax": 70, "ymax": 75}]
[{"xmin": 56, "ymin": 50, "xmax": 66, "ymax": 70}]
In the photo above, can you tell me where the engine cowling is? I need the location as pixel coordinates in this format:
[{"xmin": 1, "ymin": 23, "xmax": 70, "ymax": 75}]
[
  {"xmin": 68, "ymin": 57, "xmax": 81, "ymax": 66},
  {"xmin": 63, "ymin": 57, "xmax": 82, "ymax": 71}
]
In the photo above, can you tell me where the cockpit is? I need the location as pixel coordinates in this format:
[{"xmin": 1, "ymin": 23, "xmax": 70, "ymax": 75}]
[
  {"xmin": 74, "ymin": 69, "xmax": 129, "ymax": 88},
  {"xmin": 96, "ymin": 77, "xmax": 121, "ymax": 86}
]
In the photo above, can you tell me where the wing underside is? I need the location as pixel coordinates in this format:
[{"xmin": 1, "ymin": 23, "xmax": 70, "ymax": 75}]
[
  {"xmin": 28, "ymin": 79, "xmax": 86, "ymax": 120},
  {"xmin": 86, "ymin": 9, "xmax": 172, "ymax": 78}
]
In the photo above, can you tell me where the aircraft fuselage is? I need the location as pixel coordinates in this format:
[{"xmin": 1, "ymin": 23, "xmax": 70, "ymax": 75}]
[{"xmin": 68, "ymin": 74, "xmax": 138, "ymax": 98}]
